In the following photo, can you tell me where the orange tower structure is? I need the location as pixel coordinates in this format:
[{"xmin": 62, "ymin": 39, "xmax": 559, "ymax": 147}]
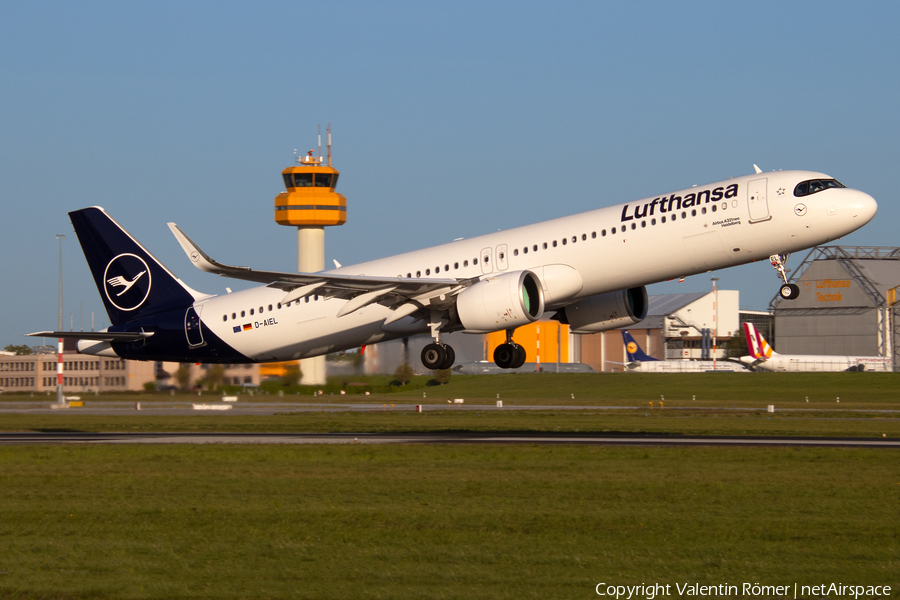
[{"xmin": 274, "ymin": 126, "xmax": 347, "ymax": 384}]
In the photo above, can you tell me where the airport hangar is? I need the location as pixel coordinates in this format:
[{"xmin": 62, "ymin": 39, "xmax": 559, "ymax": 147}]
[{"xmin": 770, "ymin": 245, "xmax": 900, "ymax": 366}]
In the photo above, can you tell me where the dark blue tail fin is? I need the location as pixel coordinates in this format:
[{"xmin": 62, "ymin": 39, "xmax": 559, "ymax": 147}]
[
  {"xmin": 622, "ymin": 330, "xmax": 659, "ymax": 362},
  {"xmin": 69, "ymin": 207, "xmax": 200, "ymax": 326}
]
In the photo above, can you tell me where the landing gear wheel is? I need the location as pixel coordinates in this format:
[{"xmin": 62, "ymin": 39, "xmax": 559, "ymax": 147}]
[
  {"xmin": 494, "ymin": 343, "xmax": 527, "ymax": 369},
  {"xmin": 779, "ymin": 283, "xmax": 800, "ymax": 300},
  {"xmin": 422, "ymin": 343, "xmax": 455, "ymax": 370},
  {"xmin": 439, "ymin": 345, "xmax": 455, "ymax": 370},
  {"xmin": 512, "ymin": 344, "xmax": 527, "ymax": 369},
  {"xmin": 493, "ymin": 343, "xmax": 516, "ymax": 369},
  {"xmin": 421, "ymin": 343, "xmax": 447, "ymax": 370}
]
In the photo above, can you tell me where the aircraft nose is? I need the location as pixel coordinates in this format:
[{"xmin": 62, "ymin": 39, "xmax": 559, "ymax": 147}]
[{"xmin": 849, "ymin": 190, "xmax": 878, "ymax": 224}]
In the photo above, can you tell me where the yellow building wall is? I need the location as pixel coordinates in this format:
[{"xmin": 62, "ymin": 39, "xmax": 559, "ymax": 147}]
[
  {"xmin": 259, "ymin": 361, "xmax": 299, "ymax": 379},
  {"xmin": 486, "ymin": 321, "xmax": 570, "ymax": 367}
]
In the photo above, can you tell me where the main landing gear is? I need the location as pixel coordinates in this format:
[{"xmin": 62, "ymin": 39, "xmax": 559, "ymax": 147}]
[
  {"xmin": 493, "ymin": 329, "xmax": 527, "ymax": 370},
  {"xmin": 770, "ymin": 253, "xmax": 800, "ymax": 300},
  {"xmin": 421, "ymin": 310, "xmax": 456, "ymax": 371},
  {"xmin": 421, "ymin": 342, "xmax": 455, "ymax": 370}
]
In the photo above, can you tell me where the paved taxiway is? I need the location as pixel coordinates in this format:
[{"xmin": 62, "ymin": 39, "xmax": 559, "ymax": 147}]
[{"xmin": 0, "ymin": 431, "xmax": 898, "ymax": 448}]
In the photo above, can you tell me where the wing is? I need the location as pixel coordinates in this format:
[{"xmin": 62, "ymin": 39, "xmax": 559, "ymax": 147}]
[
  {"xmin": 27, "ymin": 331, "xmax": 154, "ymax": 342},
  {"xmin": 167, "ymin": 222, "xmax": 476, "ymax": 320}
]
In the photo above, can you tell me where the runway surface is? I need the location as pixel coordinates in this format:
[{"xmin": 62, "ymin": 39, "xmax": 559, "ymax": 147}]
[{"xmin": 0, "ymin": 431, "xmax": 897, "ymax": 447}]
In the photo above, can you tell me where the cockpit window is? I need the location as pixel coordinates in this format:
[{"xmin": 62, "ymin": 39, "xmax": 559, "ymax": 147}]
[{"xmin": 794, "ymin": 179, "xmax": 845, "ymax": 197}]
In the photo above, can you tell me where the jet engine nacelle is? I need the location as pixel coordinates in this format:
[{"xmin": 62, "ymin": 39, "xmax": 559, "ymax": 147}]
[
  {"xmin": 456, "ymin": 270, "xmax": 545, "ymax": 333},
  {"xmin": 556, "ymin": 286, "xmax": 648, "ymax": 334}
]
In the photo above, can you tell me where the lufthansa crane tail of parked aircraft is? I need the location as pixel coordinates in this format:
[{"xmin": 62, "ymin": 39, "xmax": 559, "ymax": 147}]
[
  {"xmin": 620, "ymin": 330, "xmax": 749, "ymax": 373},
  {"xmin": 29, "ymin": 167, "xmax": 877, "ymax": 371},
  {"xmin": 740, "ymin": 323, "xmax": 890, "ymax": 372}
]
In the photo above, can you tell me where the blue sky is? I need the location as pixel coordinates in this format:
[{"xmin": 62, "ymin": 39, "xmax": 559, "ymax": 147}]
[{"xmin": 2, "ymin": 1, "xmax": 898, "ymax": 346}]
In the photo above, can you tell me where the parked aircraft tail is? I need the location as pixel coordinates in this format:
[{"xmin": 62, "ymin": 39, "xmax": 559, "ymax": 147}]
[
  {"xmin": 69, "ymin": 207, "xmax": 206, "ymax": 326},
  {"xmin": 622, "ymin": 330, "xmax": 659, "ymax": 362},
  {"xmin": 743, "ymin": 323, "xmax": 775, "ymax": 360}
]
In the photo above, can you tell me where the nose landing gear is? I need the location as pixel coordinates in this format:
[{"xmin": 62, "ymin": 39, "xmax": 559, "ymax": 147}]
[{"xmin": 770, "ymin": 253, "xmax": 800, "ymax": 300}]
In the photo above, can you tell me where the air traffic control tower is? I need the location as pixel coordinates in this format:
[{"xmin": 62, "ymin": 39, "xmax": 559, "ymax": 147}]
[{"xmin": 274, "ymin": 128, "xmax": 346, "ymax": 384}]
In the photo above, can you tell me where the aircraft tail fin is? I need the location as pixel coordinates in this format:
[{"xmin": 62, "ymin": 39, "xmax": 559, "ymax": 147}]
[
  {"xmin": 755, "ymin": 326, "xmax": 775, "ymax": 358},
  {"xmin": 622, "ymin": 330, "xmax": 659, "ymax": 362},
  {"xmin": 743, "ymin": 323, "xmax": 775, "ymax": 360},
  {"xmin": 69, "ymin": 207, "xmax": 207, "ymax": 326},
  {"xmin": 744, "ymin": 323, "xmax": 762, "ymax": 359}
]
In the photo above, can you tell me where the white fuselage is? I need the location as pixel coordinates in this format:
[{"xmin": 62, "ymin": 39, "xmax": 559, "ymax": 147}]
[
  {"xmin": 191, "ymin": 170, "xmax": 876, "ymax": 362},
  {"xmin": 626, "ymin": 361, "xmax": 749, "ymax": 373},
  {"xmin": 744, "ymin": 354, "xmax": 892, "ymax": 373}
]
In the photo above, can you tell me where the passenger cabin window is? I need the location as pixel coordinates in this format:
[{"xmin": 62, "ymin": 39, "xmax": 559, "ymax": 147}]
[{"xmin": 793, "ymin": 179, "xmax": 845, "ymax": 197}]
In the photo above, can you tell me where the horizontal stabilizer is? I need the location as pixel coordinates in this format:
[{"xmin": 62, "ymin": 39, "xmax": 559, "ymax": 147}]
[{"xmin": 27, "ymin": 331, "xmax": 154, "ymax": 343}]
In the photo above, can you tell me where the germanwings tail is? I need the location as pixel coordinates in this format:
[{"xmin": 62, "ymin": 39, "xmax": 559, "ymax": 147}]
[
  {"xmin": 743, "ymin": 323, "xmax": 775, "ymax": 360},
  {"xmin": 622, "ymin": 330, "xmax": 659, "ymax": 362},
  {"xmin": 69, "ymin": 207, "xmax": 205, "ymax": 326}
]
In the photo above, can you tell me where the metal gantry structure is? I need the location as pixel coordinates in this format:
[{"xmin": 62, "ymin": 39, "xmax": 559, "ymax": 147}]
[{"xmin": 770, "ymin": 245, "xmax": 900, "ymax": 370}]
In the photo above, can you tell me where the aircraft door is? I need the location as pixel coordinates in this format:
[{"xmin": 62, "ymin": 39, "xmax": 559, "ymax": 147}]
[
  {"xmin": 185, "ymin": 306, "xmax": 206, "ymax": 348},
  {"xmin": 747, "ymin": 178, "xmax": 770, "ymax": 223},
  {"xmin": 480, "ymin": 247, "xmax": 493, "ymax": 274},
  {"xmin": 496, "ymin": 244, "xmax": 509, "ymax": 271}
]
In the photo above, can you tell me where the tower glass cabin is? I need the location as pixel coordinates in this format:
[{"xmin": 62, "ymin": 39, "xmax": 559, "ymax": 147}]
[{"xmin": 275, "ymin": 155, "xmax": 346, "ymax": 226}]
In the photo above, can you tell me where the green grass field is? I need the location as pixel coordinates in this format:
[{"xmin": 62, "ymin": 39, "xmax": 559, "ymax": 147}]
[
  {"xmin": 0, "ymin": 444, "xmax": 897, "ymax": 599},
  {"xmin": 1, "ymin": 373, "xmax": 898, "ymax": 439},
  {"xmin": 5, "ymin": 372, "xmax": 898, "ymax": 407},
  {"xmin": 1, "ymin": 407, "xmax": 899, "ymax": 439},
  {"xmin": 1, "ymin": 373, "xmax": 897, "ymax": 598}
]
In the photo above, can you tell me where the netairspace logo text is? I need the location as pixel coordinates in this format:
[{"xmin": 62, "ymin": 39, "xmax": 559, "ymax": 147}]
[{"xmin": 595, "ymin": 582, "xmax": 892, "ymax": 599}]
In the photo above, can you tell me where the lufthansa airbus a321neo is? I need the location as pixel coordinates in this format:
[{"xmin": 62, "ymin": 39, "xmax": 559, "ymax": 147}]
[{"xmin": 30, "ymin": 167, "xmax": 877, "ymax": 371}]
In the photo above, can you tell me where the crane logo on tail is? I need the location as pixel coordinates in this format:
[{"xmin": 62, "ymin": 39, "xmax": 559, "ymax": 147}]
[{"xmin": 103, "ymin": 254, "xmax": 152, "ymax": 311}]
